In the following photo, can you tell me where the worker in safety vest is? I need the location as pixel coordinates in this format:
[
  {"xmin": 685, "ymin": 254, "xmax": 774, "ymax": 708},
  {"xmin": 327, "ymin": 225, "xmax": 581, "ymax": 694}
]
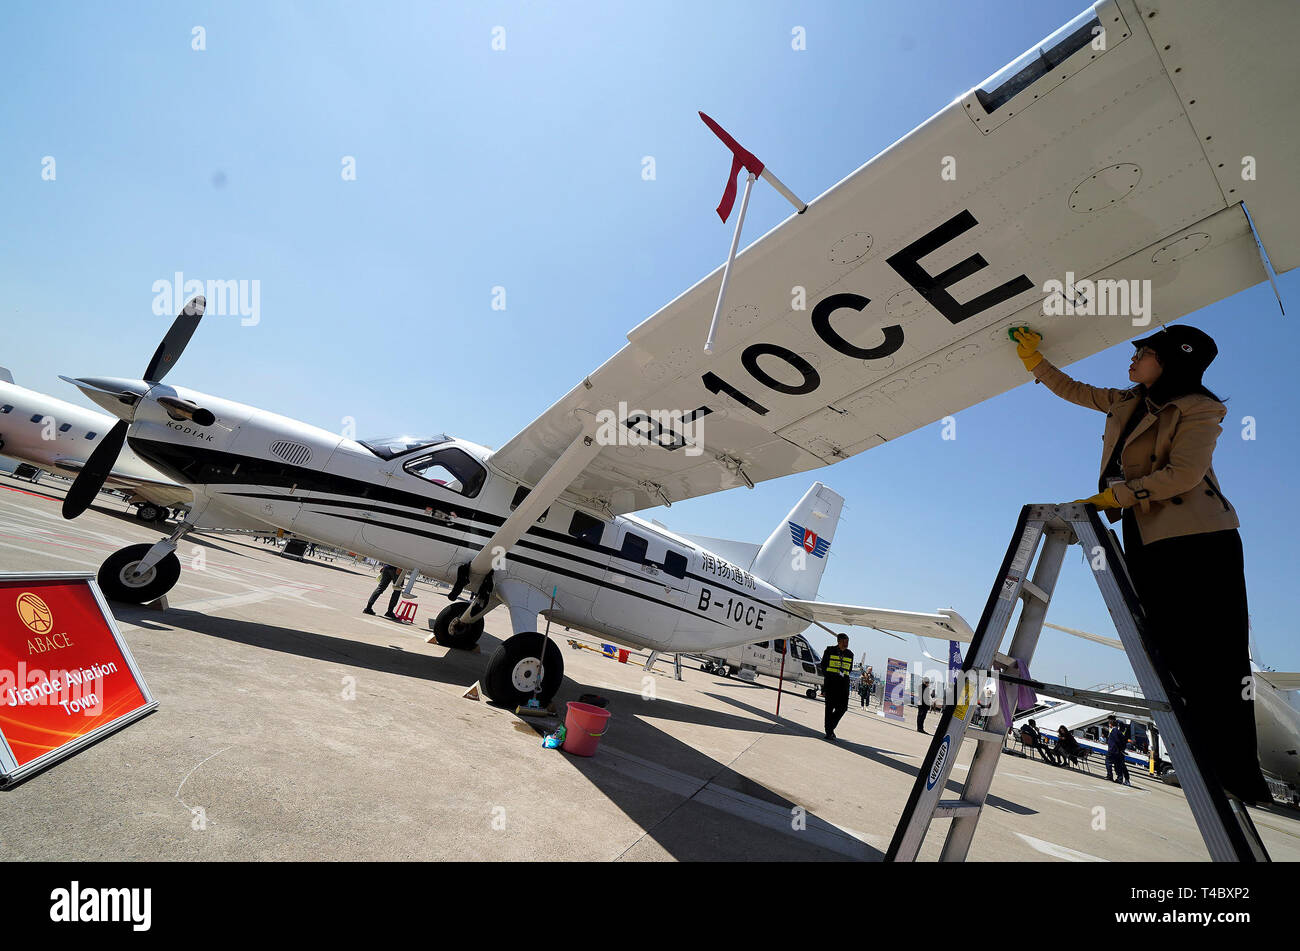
[{"xmin": 819, "ymin": 633, "xmax": 854, "ymax": 741}]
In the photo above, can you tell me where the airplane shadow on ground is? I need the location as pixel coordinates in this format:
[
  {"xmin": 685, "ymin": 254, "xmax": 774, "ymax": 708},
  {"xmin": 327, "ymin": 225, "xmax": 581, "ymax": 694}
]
[
  {"xmin": 109, "ymin": 604, "xmax": 1026, "ymax": 859},
  {"xmin": 185, "ymin": 530, "xmax": 371, "ymax": 577}
]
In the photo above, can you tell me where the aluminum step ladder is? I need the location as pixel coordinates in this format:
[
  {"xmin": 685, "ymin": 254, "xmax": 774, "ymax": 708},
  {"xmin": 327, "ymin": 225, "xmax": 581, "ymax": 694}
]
[{"xmin": 886, "ymin": 503, "xmax": 1270, "ymax": 863}]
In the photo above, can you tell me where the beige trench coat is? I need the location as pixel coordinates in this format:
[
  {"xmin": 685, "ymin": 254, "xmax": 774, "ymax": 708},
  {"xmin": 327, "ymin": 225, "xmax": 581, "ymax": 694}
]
[{"xmin": 1032, "ymin": 359, "xmax": 1239, "ymax": 544}]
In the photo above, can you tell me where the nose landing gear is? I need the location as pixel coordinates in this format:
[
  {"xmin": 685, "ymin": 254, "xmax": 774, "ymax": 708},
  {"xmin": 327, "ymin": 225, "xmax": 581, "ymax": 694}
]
[
  {"xmin": 98, "ymin": 543, "xmax": 181, "ymax": 603},
  {"xmin": 97, "ymin": 520, "xmax": 195, "ymax": 603}
]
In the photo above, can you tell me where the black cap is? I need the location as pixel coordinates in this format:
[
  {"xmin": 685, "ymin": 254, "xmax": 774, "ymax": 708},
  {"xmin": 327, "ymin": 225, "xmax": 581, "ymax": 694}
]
[{"xmin": 1132, "ymin": 325, "xmax": 1218, "ymax": 376}]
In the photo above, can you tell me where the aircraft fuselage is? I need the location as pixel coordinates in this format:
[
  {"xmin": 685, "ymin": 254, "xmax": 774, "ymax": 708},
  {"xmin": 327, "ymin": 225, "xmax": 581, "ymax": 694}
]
[{"xmin": 124, "ymin": 383, "xmax": 814, "ymax": 655}]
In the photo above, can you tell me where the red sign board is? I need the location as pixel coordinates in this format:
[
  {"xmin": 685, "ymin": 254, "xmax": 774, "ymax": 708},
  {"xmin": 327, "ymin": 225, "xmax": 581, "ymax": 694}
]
[{"xmin": 0, "ymin": 574, "xmax": 155, "ymax": 783}]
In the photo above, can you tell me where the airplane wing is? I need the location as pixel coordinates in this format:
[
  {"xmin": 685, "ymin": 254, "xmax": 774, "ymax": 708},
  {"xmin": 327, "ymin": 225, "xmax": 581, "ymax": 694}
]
[
  {"xmin": 486, "ymin": 0, "xmax": 1299, "ymax": 517},
  {"xmin": 785, "ymin": 600, "xmax": 974, "ymax": 642},
  {"xmin": 103, "ymin": 475, "xmax": 193, "ymax": 508},
  {"xmin": 1043, "ymin": 621, "xmax": 1123, "ymax": 650},
  {"xmin": 50, "ymin": 460, "xmax": 194, "ymax": 508},
  {"xmin": 1257, "ymin": 672, "xmax": 1300, "ymax": 692}
]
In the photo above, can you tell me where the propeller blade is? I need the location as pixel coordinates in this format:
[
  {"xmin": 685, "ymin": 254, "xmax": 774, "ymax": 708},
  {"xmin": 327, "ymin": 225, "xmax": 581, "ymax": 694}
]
[
  {"xmin": 143, "ymin": 296, "xmax": 206, "ymax": 382},
  {"xmin": 61, "ymin": 420, "xmax": 128, "ymax": 519}
]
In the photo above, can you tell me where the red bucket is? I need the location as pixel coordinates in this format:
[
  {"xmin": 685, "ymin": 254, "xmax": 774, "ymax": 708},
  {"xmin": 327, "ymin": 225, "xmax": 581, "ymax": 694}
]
[
  {"xmin": 561, "ymin": 702, "xmax": 611, "ymax": 757},
  {"xmin": 617, "ymin": 648, "xmax": 629, "ymax": 663}
]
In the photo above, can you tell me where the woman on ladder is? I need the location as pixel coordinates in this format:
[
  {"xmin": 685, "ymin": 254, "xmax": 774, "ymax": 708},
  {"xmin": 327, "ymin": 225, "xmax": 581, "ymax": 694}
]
[{"xmin": 1011, "ymin": 325, "xmax": 1271, "ymax": 804}]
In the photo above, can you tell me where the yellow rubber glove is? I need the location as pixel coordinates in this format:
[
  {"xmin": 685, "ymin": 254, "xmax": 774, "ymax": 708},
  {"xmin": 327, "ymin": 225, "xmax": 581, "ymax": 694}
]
[
  {"xmin": 1011, "ymin": 327, "xmax": 1043, "ymax": 372},
  {"xmin": 1072, "ymin": 488, "xmax": 1122, "ymax": 510}
]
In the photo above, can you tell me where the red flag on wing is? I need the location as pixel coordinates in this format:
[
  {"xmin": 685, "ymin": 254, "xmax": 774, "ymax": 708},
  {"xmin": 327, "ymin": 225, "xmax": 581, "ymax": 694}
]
[{"xmin": 699, "ymin": 111, "xmax": 766, "ymax": 222}]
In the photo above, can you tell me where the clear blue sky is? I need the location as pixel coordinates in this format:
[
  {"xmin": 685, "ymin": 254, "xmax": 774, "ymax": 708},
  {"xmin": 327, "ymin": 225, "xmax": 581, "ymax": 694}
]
[{"xmin": 2, "ymin": 1, "xmax": 1296, "ymax": 685}]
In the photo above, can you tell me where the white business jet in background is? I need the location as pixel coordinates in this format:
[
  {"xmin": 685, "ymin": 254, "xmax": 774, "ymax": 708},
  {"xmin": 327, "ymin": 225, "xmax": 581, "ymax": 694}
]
[
  {"xmin": 1015, "ymin": 623, "xmax": 1300, "ymax": 805},
  {"xmin": 0, "ymin": 367, "xmax": 190, "ymax": 522},
  {"xmin": 54, "ymin": 0, "xmax": 1300, "ymax": 708}
]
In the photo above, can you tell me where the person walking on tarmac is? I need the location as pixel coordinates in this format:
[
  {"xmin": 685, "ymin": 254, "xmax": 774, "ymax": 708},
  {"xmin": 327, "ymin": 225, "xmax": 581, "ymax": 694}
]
[
  {"xmin": 1012, "ymin": 325, "xmax": 1271, "ymax": 803},
  {"xmin": 858, "ymin": 665, "xmax": 877, "ymax": 708},
  {"xmin": 1105, "ymin": 717, "xmax": 1132, "ymax": 785},
  {"xmin": 363, "ymin": 563, "xmax": 404, "ymax": 619},
  {"xmin": 820, "ymin": 633, "xmax": 854, "ymax": 741},
  {"xmin": 917, "ymin": 677, "xmax": 932, "ymax": 734}
]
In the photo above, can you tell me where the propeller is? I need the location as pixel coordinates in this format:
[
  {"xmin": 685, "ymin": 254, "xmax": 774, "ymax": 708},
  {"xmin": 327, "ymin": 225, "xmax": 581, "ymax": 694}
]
[{"xmin": 61, "ymin": 296, "xmax": 205, "ymax": 519}]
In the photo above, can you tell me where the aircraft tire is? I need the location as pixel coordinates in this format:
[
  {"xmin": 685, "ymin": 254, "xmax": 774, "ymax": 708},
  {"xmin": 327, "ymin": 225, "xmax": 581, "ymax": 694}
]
[
  {"xmin": 481, "ymin": 633, "xmax": 564, "ymax": 707},
  {"xmin": 98, "ymin": 543, "xmax": 181, "ymax": 604},
  {"xmin": 135, "ymin": 503, "xmax": 163, "ymax": 523},
  {"xmin": 432, "ymin": 602, "xmax": 484, "ymax": 649}
]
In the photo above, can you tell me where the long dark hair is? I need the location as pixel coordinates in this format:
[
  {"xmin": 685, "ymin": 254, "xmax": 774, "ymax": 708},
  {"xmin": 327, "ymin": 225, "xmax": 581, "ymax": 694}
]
[{"xmin": 1143, "ymin": 362, "xmax": 1225, "ymax": 405}]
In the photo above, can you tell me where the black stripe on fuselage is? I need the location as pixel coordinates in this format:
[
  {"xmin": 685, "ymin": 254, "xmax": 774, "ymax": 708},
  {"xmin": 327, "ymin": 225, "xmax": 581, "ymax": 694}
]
[
  {"xmin": 128, "ymin": 437, "xmax": 792, "ymax": 628},
  {"xmin": 278, "ymin": 506, "xmax": 733, "ymax": 628},
  {"xmin": 223, "ymin": 490, "xmax": 677, "ymax": 591},
  {"xmin": 226, "ymin": 487, "xmax": 805, "ymax": 622}
]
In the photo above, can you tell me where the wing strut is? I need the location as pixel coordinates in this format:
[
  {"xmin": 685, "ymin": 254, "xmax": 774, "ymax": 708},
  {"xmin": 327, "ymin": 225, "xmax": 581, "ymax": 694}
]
[{"xmin": 449, "ymin": 416, "xmax": 605, "ymax": 623}]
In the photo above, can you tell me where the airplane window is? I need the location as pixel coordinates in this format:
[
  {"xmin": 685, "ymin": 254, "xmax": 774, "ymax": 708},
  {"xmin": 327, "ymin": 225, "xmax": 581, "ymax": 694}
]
[
  {"xmin": 30, "ymin": 414, "xmax": 43, "ymax": 423},
  {"xmin": 59, "ymin": 423, "xmax": 71, "ymax": 432},
  {"xmin": 663, "ymin": 551, "xmax": 686, "ymax": 579},
  {"xmin": 403, "ymin": 447, "xmax": 485, "ymax": 498},
  {"xmin": 85, "ymin": 432, "xmax": 97, "ymax": 440},
  {"xmin": 621, "ymin": 533, "xmax": 648, "ymax": 563},
  {"xmin": 0, "ymin": 405, "xmax": 11, "ymax": 413},
  {"xmin": 359, "ymin": 434, "xmax": 451, "ymax": 460},
  {"xmin": 773, "ymin": 638, "xmax": 786, "ymax": 654},
  {"xmin": 509, "ymin": 486, "xmax": 548, "ymax": 523},
  {"xmin": 568, "ymin": 511, "xmax": 604, "ymax": 547},
  {"xmin": 752, "ymin": 641, "xmax": 769, "ymax": 649}
]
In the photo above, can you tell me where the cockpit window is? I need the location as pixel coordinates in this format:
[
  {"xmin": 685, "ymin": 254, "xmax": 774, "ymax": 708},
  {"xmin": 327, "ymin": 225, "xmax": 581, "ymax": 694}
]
[
  {"xmin": 359, "ymin": 434, "xmax": 450, "ymax": 460},
  {"xmin": 403, "ymin": 447, "xmax": 485, "ymax": 498}
]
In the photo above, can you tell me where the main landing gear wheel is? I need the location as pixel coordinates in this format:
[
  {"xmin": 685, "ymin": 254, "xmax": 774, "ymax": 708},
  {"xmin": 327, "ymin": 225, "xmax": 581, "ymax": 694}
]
[
  {"xmin": 481, "ymin": 633, "xmax": 563, "ymax": 708},
  {"xmin": 806, "ymin": 688, "xmax": 817, "ymax": 699},
  {"xmin": 431, "ymin": 602, "xmax": 485, "ymax": 649},
  {"xmin": 135, "ymin": 503, "xmax": 165, "ymax": 524},
  {"xmin": 98, "ymin": 543, "xmax": 181, "ymax": 604}
]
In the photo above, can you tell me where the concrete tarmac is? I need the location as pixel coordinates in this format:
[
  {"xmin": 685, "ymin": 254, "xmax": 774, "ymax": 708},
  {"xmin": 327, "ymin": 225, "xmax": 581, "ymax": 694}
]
[{"xmin": 1, "ymin": 473, "xmax": 1297, "ymax": 861}]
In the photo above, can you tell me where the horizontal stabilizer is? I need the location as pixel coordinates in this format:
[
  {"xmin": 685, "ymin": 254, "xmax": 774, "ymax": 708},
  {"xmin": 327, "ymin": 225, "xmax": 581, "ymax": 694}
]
[
  {"xmin": 676, "ymin": 532, "xmax": 761, "ymax": 571},
  {"xmin": 784, "ymin": 599, "xmax": 973, "ymax": 641}
]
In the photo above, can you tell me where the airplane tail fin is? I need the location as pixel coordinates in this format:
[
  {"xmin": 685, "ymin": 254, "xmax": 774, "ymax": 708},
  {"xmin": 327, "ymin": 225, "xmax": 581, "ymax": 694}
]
[{"xmin": 751, "ymin": 482, "xmax": 843, "ymax": 600}]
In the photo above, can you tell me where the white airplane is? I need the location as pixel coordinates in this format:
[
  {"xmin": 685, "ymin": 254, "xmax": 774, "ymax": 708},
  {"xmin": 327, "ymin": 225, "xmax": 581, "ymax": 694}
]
[
  {"xmin": 51, "ymin": 0, "xmax": 1300, "ymax": 710},
  {"xmin": 0, "ymin": 368, "xmax": 190, "ymax": 522},
  {"xmin": 1253, "ymin": 667, "xmax": 1300, "ymax": 804},
  {"xmin": 1013, "ymin": 625, "xmax": 1300, "ymax": 804}
]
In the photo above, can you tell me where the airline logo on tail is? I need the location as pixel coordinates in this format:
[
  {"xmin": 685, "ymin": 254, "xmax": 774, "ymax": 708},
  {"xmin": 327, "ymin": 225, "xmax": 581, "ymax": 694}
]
[{"xmin": 789, "ymin": 522, "xmax": 830, "ymax": 558}]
